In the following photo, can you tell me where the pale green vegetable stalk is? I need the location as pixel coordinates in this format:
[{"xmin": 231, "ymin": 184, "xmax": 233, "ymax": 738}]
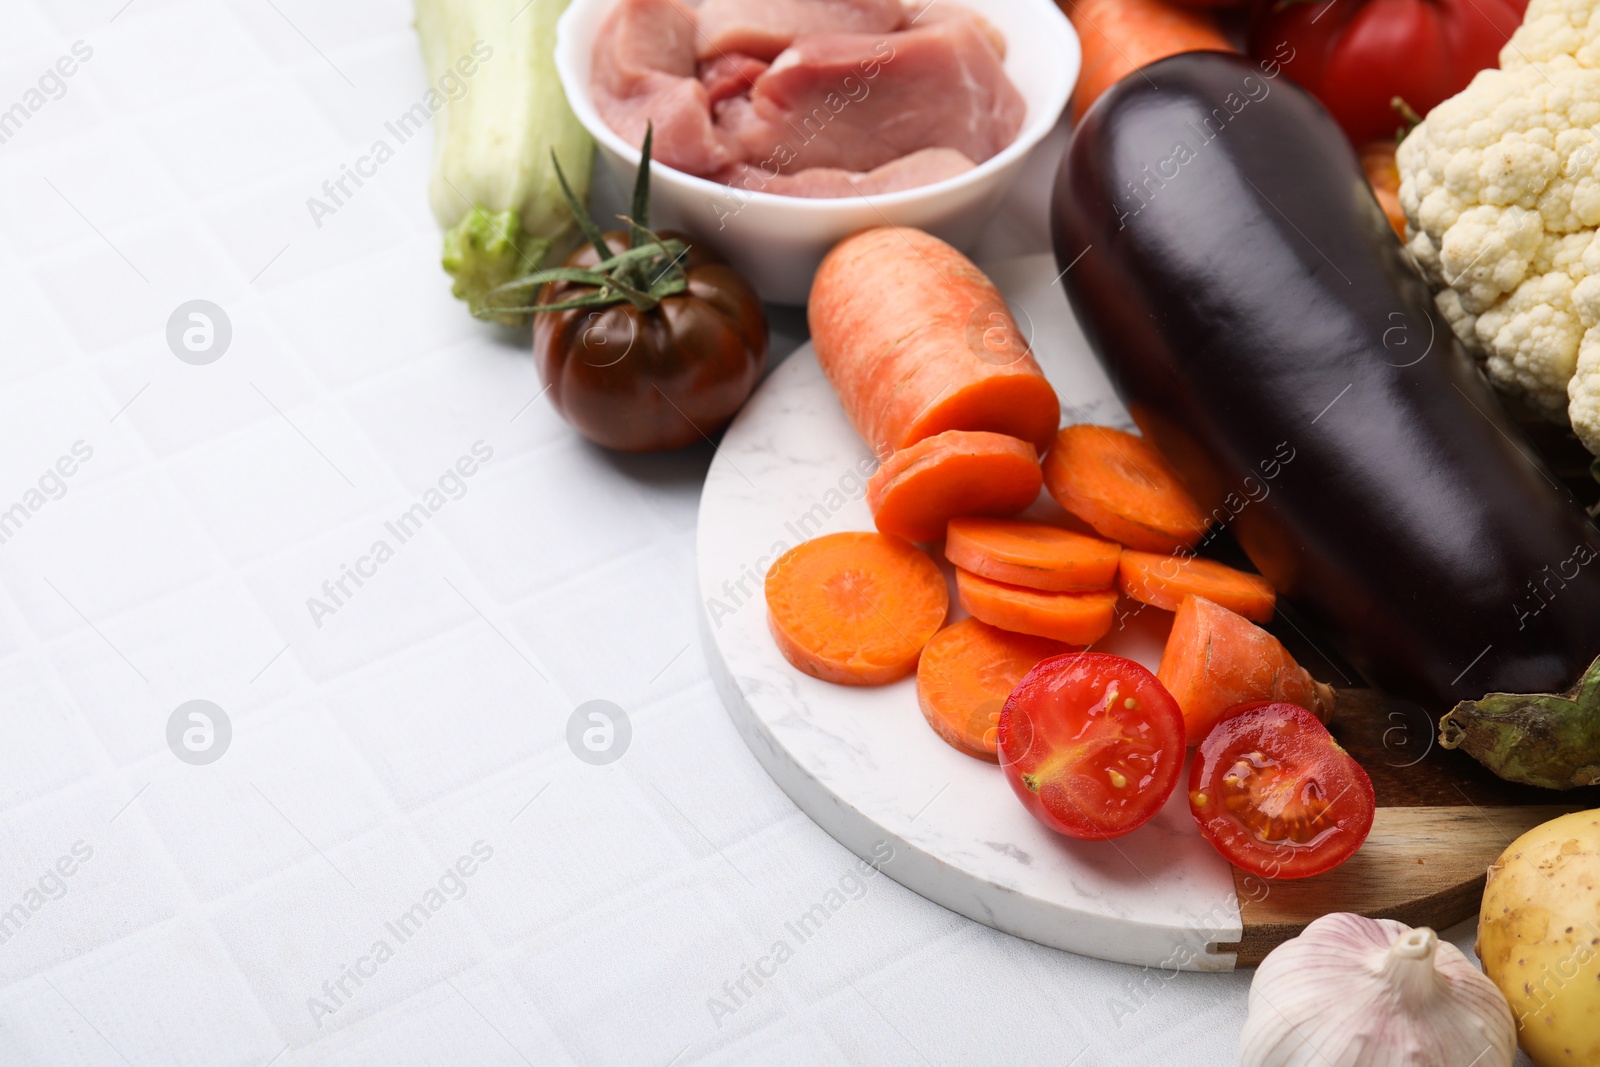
[{"xmin": 415, "ymin": 0, "xmax": 593, "ymax": 325}]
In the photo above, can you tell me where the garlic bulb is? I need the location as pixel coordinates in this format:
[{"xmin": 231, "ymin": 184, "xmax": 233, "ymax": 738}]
[{"xmin": 1239, "ymin": 912, "xmax": 1517, "ymax": 1067}]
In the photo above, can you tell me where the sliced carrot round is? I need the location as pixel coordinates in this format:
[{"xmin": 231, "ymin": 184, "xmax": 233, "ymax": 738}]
[
  {"xmin": 1118, "ymin": 550, "xmax": 1276, "ymax": 622},
  {"xmin": 1041, "ymin": 425, "xmax": 1208, "ymax": 553},
  {"xmin": 955, "ymin": 568, "xmax": 1119, "ymax": 645},
  {"xmin": 945, "ymin": 517, "xmax": 1121, "ymax": 592},
  {"xmin": 765, "ymin": 532, "xmax": 948, "ymax": 686},
  {"xmin": 917, "ymin": 618, "xmax": 1071, "ymax": 760},
  {"xmin": 867, "ymin": 430, "xmax": 1043, "ymax": 543}
]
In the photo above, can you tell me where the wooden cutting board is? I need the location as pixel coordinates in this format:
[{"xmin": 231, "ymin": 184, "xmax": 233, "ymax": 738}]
[{"xmin": 1215, "ymin": 688, "xmax": 1600, "ymax": 965}]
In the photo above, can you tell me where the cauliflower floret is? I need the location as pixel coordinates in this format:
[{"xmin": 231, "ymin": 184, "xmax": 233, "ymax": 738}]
[
  {"xmin": 1397, "ymin": 0, "xmax": 1600, "ymax": 452},
  {"xmin": 1571, "ymin": 330, "xmax": 1600, "ymax": 450},
  {"xmin": 1476, "ymin": 270, "xmax": 1581, "ymax": 415},
  {"xmin": 1502, "ymin": 0, "xmax": 1600, "ymax": 71},
  {"xmin": 1571, "ymin": 267, "xmax": 1600, "ymax": 448}
]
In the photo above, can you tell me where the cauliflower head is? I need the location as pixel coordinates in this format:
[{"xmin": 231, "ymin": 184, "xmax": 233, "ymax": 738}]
[{"xmin": 1397, "ymin": 0, "xmax": 1600, "ymax": 453}]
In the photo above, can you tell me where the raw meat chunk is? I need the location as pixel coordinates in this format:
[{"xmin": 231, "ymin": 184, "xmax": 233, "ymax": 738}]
[
  {"xmin": 591, "ymin": 0, "xmax": 739, "ymax": 174},
  {"xmin": 695, "ymin": 0, "xmax": 904, "ymax": 61},
  {"xmin": 589, "ymin": 0, "xmax": 1024, "ymax": 194},
  {"xmin": 722, "ymin": 17, "xmax": 1024, "ymax": 174},
  {"xmin": 714, "ymin": 147, "xmax": 975, "ymax": 197},
  {"xmin": 903, "ymin": 1, "xmax": 1006, "ymax": 56},
  {"xmin": 698, "ymin": 53, "xmax": 769, "ymax": 106}
]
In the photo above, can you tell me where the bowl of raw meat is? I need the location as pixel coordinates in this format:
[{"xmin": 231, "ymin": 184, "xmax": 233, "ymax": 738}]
[{"xmin": 555, "ymin": 0, "xmax": 1079, "ymax": 304}]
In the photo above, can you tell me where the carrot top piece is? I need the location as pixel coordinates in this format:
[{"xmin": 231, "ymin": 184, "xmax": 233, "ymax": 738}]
[
  {"xmin": 917, "ymin": 618, "xmax": 1071, "ymax": 761},
  {"xmin": 765, "ymin": 531, "xmax": 948, "ymax": 686},
  {"xmin": 1118, "ymin": 550, "xmax": 1276, "ymax": 623},
  {"xmin": 867, "ymin": 430, "xmax": 1042, "ymax": 543},
  {"xmin": 809, "ymin": 227, "xmax": 1060, "ymax": 456},
  {"xmin": 1158, "ymin": 595, "xmax": 1335, "ymax": 743},
  {"xmin": 945, "ymin": 517, "xmax": 1121, "ymax": 592},
  {"xmin": 1042, "ymin": 425, "xmax": 1209, "ymax": 553}
]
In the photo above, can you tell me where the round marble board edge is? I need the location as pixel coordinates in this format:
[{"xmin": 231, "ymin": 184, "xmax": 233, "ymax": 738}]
[{"xmin": 695, "ymin": 254, "xmax": 1246, "ymax": 971}]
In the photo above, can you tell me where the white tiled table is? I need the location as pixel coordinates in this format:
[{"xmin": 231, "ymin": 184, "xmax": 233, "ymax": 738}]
[{"xmin": 0, "ymin": 2, "xmax": 1492, "ymax": 1064}]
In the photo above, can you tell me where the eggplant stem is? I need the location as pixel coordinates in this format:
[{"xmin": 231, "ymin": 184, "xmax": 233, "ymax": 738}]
[{"xmin": 1439, "ymin": 653, "xmax": 1600, "ymax": 789}]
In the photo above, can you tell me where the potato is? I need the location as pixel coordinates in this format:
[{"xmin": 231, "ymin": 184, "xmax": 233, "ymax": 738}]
[{"xmin": 1478, "ymin": 808, "xmax": 1600, "ymax": 1065}]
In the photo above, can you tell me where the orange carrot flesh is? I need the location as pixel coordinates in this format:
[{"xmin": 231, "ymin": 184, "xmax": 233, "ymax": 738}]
[
  {"xmin": 1042, "ymin": 424, "xmax": 1209, "ymax": 553},
  {"xmin": 809, "ymin": 227, "xmax": 1060, "ymax": 456},
  {"xmin": 917, "ymin": 618, "xmax": 1071, "ymax": 760},
  {"xmin": 955, "ymin": 568, "xmax": 1119, "ymax": 645},
  {"xmin": 765, "ymin": 532, "xmax": 949, "ymax": 685},
  {"xmin": 1118, "ymin": 550, "xmax": 1276, "ymax": 623},
  {"xmin": 1361, "ymin": 141, "xmax": 1406, "ymax": 240},
  {"xmin": 1061, "ymin": 0, "xmax": 1235, "ymax": 122},
  {"xmin": 945, "ymin": 517, "xmax": 1121, "ymax": 592},
  {"xmin": 1157, "ymin": 596, "xmax": 1336, "ymax": 743},
  {"xmin": 867, "ymin": 431, "xmax": 1043, "ymax": 543}
]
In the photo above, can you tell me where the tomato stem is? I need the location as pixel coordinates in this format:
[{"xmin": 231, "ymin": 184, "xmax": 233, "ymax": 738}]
[
  {"xmin": 1391, "ymin": 97, "xmax": 1424, "ymax": 142},
  {"xmin": 473, "ymin": 122, "xmax": 691, "ymax": 320}
]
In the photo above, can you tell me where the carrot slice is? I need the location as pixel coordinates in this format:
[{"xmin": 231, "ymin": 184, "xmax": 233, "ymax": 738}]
[
  {"xmin": 956, "ymin": 568, "xmax": 1119, "ymax": 645},
  {"xmin": 1118, "ymin": 550, "xmax": 1276, "ymax": 623},
  {"xmin": 1042, "ymin": 425, "xmax": 1208, "ymax": 552},
  {"xmin": 1158, "ymin": 595, "xmax": 1336, "ymax": 743},
  {"xmin": 867, "ymin": 431, "xmax": 1042, "ymax": 543},
  {"xmin": 765, "ymin": 532, "xmax": 948, "ymax": 685},
  {"xmin": 917, "ymin": 618, "xmax": 1071, "ymax": 760},
  {"xmin": 810, "ymin": 227, "xmax": 1061, "ymax": 456},
  {"xmin": 945, "ymin": 517, "xmax": 1121, "ymax": 592}
]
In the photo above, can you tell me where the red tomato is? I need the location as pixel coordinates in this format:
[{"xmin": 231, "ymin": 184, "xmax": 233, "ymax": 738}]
[
  {"xmin": 1249, "ymin": 0, "xmax": 1528, "ymax": 145},
  {"xmin": 1188, "ymin": 702, "xmax": 1375, "ymax": 879},
  {"xmin": 998, "ymin": 653, "xmax": 1186, "ymax": 840}
]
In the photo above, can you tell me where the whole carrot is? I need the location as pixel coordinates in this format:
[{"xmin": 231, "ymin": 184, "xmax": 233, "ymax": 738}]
[{"xmin": 1060, "ymin": 0, "xmax": 1235, "ymax": 122}]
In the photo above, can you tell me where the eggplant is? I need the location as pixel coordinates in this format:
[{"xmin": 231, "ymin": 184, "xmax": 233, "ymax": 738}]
[{"xmin": 1051, "ymin": 52, "xmax": 1600, "ymax": 786}]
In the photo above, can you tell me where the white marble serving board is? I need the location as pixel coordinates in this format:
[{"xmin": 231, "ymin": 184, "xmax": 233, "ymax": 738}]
[{"xmin": 696, "ymin": 255, "xmax": 1248, "ymax": 970}]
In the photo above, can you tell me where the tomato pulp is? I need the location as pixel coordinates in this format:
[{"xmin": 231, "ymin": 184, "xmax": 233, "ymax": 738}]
[
  {"xmin": 1188, "ymin": 702, "xmax": 1375, "ymax": 879},
  {"xmin": 997, "ymin": 653, "xmax": 1186, "ymax": 840}
]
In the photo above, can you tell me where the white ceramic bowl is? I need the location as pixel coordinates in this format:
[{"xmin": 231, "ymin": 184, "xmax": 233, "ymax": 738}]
[{"xmin": 554, "ymin": 0, "xmax": 1079, "ymax": 305}]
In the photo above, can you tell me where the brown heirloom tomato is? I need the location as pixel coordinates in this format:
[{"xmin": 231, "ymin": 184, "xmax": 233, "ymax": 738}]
[{"xmin": 533, "ymin": 232, "xmax": 766, "ymax": 453}]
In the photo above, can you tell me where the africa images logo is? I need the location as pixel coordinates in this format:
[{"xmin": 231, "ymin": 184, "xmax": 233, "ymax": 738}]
[
  {"xmin": 166, "ymin": 700, "xmax": 231, "ymax": 765},
  {"xmin": 166, "ymin": 300, "xmax": 232, "ymax": 365}
]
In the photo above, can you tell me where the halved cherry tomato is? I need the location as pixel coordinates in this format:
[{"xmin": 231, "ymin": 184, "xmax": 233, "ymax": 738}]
[
  {"xmin": 1189, "ymin": 702, "xmax": 1375, "ymax": 880},
  {"xmin": 997, "ymin": 653, "xmax": 1186, "ymax": 840}
]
